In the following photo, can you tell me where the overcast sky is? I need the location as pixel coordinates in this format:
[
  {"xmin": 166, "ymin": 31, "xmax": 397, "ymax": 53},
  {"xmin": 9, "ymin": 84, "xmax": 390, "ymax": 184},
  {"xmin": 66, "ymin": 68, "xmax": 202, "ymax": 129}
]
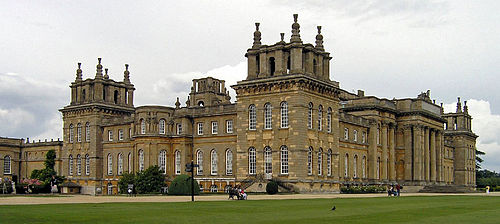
[{"xmin": 1, "ymin": 0, "xmax": 499, "ymax": 171}]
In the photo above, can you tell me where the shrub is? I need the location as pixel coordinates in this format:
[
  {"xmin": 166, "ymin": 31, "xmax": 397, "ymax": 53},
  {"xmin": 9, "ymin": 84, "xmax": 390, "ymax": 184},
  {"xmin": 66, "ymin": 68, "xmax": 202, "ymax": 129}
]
[
  {"xmin": 340, "ymin": 185, "xmax": 386, "ymax": 194},
  {"xmin": 266, "ymin": 181, "xmax": 279, "ymax": 194},
  {"xmin": 135, "ymin": 166, "xmax": 166, "ymax": 194},
  {"xmin": 168, "ymin": 174, "xmax": 200, "ymax": 195},
  {"xmin": 118, "ymin": 173, "xmax": 136, "ymax": 194}
]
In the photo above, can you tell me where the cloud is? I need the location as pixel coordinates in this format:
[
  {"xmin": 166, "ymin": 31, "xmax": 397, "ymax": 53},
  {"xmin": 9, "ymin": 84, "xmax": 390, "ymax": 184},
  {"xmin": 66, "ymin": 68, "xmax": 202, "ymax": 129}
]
[
  {"xmin": 0, "ymin": 72, "xmax": 65, "ymax": 140},
  {"xmin": 444, "ymin": 99, "xmax": 500, "ymax": 172}
]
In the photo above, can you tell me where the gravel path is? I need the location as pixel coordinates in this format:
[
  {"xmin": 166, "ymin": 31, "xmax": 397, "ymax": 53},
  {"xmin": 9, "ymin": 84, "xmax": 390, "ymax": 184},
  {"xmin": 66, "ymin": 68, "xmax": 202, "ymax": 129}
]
[{"xmin": 1, "ymin": 192, "xmax": 498, "ymax": 205}]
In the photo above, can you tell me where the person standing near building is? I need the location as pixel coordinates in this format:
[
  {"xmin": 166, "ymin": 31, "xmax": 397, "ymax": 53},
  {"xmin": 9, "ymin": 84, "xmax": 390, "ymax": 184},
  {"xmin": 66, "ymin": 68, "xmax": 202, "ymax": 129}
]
[{"xmin": 396, "ymin": 184, "xmax": 401, "ymax": 196}]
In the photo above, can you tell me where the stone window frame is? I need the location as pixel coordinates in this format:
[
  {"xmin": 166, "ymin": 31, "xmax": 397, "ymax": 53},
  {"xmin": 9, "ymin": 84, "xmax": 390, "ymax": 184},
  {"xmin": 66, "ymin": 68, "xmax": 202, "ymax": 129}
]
[
  {"xmin": 85, "ymin": 122, "xmax": 91, "ymax": 142},
  {"xmin": 248, "ymin": 147, "xmax": 256, "ymax": 175},
  {"xmin": 139, "ymin": 150, "xmax": 145, "ymax": 172},
  {"xmin": 353, "ymin": 155, "xmax": 358, "ymax": 178},
  {"xmin": 77, "ymin": 154, "xmax": 82, "ymax": 176},
  {"xmin": 118, "ymin": 153, "xmax": 124, "ymax": 175},
  {"xmin": 77, "ymin": 123, "xmax": 82, "ymax": 142},
  {"xmin": 280, "ymin": 101, "xmax": 288, "ymax": 128},
  {"xmin": 353, "ymin": 130, "xmax": 358, "ymax": 142},
  {"xmin": 225, "ymin": 149, "xmax": 233, "ymax": 175},
  {"xmin": 249, "ymin": 105, "xmax": 257, "ymax": 130},
  {"xmin": 140, "ymin": 119, "xmax": 146, "ymax": 134},
  {"xmin": 317, "ymin": 148, "xmax": 323, "ymax": 176},
  {"xmin": 175, "ymin": 150, "xmax": 181, "ymax": 175},
  {"xmin": 68, "ymin": 154, "xmax": 73, "ymax": 176},
  {"xmin": 318, "ymin": 105, "xmax": 323, "ymax": 131},
  {"xmin": 211, "ymin": 149, "xmax": 218, "ymax": 175},
  {"xmin": 197, "ymin": 122, "xmax": 204, "ymax": 135},
  {"xmin": 362, "ymin": 156, "xmax": 367, "ymax": 179},
  {"xmin": 107, "ymin": 153, "xmax": 113, "ymax": 175},
  {"xmin": 344, "ymin": 128, "xmax": 349, "ymax": 140},
  {"xmin": 177, "ymin": 123, "xmax": 183, "ymax": 135},
  {"xmin": 211, "ymin": 121, "xmax": 218, "ymax": 135},
  {"xmin": 327, "ymin": 149, "xmax": 332, "ymax": 176},
  {"xmin": 85, "ymin": 154, "xmax": 90, "ymax": 175},
  {"xmin": 308, "ymin": 102, "xmax": 313, "ymax": 129},
  {"xmin": 280, "ymin": 145, "xmax": 289, "ymax": 175},
  {"xmin": 69, "ymin": 124, "xmax": 74, "ymax": 143},
  {"xmin": 118, "ymin": 129, "xmax": 124, "ymax": 141},
  {"xmin": 307, "ymin": 147, "xmax": 313, "ymax": 175},
  {"xmin": 264, "ymin": 146, "xmax": 272, "ymax": 175},
  {"xmin": 327, "ymin": 107, "xmax": 332, "ymax": 133},
  {"xmin": 196, "ymin": 150, "xmax": 203, "ymax": 175},
  {"xmin": 159, "ymin": 119, "xmax": 166, "ymax": 134},
  {"xmin": 158, "ymin": 150, "xmax": 166, "ymax": 174},
  {"xmin": 226, "ymin": 120, "xmax": 233, "ymax": 133},
  {"xmin": 344, "ymin": 153, "xmax": 349, "ymax": 178},
  {"xmin": 128, "ymin": 153, "xmax": 132, "ymax": 174},
  {"xmin": 264, "ymin": 103, "xmax": 272, "ymax": 129},
  {"xmin": 108, "ymin": 130, "xmax": 113, "ymax": 142},
  {"xmin": 3, "ymin": 155, "xmax": 12, "ymax": 174}
]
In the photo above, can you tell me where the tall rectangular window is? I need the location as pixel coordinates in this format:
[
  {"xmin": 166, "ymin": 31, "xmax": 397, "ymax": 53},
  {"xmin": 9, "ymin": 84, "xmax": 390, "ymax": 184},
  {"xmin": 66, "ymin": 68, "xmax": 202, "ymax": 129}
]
[
  {"xmin": 344, "ymin": 128, "xmax": 349, "ymax": 140},
  {"xmin": 264, "ymin": 103, "xmax": 272, "ymax": 129},
  {"xmin": 249, "ymin": 105, "xmax": 256, "ymax": 130},
  {"xmin": 85, "ymin": 123, "xmax": 91, "ymax": 142},
  {"xmin": 77, "ymin": 124, "xmax": 82, "ymax": 142},
  {"xmin": 197, "ymin": 122, "xmax": 204, "ymax": 135},
  {"xmin": 353, "ymin": 130, "xmax": 358, "ymax": 142},
  {"xmin": 318, "ymin": 105, "xmax": 323, "ymax": 131},
  {"xmin": 362, "ymin": 132, "xmax": 366, "ymax": 143},
  {"xmin": 280, "ymin": 102, "xmax": 288, "ymax": 128},
  {"xmin": 212, "ymin": 121, "xmax": 218, "ymax": 134},
  {"xmin": 249, "ymin": 148, "xmax": 256, "ymax": 175},
  {"xmin": 327, "ymin": 108, "xmax": 332, "ymax": 133},
  {"xmin": 118, "ymin": 129, "xmax": 124, "ymax": 140},
  {"xmin": 226, "ymin": 120, "xmax": 233, "ymax": 133},
  {"xmin": 177, "ymin": 123, "xmax": 182, "ymax": 135},
  {"xmin": 308, "ymin": 103, "xmax": 313, "ymax": 129},
  {"xmin": 280, "ymin": 146, "xmax": 289, "ymax": 174},
  {"xmin": 108, "ymin": 130, "xmax": 113, "ymax": 141}
]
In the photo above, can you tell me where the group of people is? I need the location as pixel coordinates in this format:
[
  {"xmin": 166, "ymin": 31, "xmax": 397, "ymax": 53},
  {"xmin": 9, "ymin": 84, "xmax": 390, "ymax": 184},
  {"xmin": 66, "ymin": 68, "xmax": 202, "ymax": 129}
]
[
  {"xmin": 387, "ymin": 184, "xmax": 402, "ymax": 197},
  {"xmin": 228, "ymin": 185, "xmax": 247, "ymax": 200}
]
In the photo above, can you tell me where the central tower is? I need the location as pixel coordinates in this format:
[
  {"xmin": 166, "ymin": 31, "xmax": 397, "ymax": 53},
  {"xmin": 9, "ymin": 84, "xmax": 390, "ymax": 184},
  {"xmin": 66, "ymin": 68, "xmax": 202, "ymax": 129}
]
[{"xmin": 233, "ymin": 14, "xmax": 341, "ymax": 192}]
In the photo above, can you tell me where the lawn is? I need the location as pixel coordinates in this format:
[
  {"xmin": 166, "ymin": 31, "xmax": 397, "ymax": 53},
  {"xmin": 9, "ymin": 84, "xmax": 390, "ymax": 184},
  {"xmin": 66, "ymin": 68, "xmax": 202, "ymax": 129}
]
[{"xmin": 0, "ymin": 195, "xmax": 499, "ymax": 223}]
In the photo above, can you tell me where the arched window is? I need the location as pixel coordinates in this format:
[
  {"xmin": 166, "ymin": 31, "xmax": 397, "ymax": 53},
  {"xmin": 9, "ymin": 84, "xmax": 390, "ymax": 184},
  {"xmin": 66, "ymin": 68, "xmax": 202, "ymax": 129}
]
[
  {"xmin": 139, "ymin": 150, "xmax": 144, "ymax": 171},
  {"xmin": 159, "ymin": 119, "xmax": 166, "ymax": 134},
  {"xmin": 318, "ymin": 148, "xmax": 323, "ymax": 176},
  {"xmin": 175, "ymin": 150, "xmax": 181, "ymax": 174},
  {"xmin": 280, "ymin": 145, "xmax": 289, "ymax": 174},
  {"xmin": 264, "ymin": 103, "xmax": 272, "ymax": 129},
  {"xmin": 118, "ymin": 153, "xmax": 124, "ymax": 175},
  {"xmin": 269, "ymin": 57, "xmax": 275, "ymax": 76},
  {"xmin": 140, "ymin": 119, "xmax": 146, "ymax": 134},
  {"xmin": 308, "ymin": 103, "xmax": 313, "ymax": 129},
  {"xmin": 225, "ymin": 149, "xmax": 233, "ymax": 175},
  {"xmin": 3, "ymin": 155, "xmax": 11, "ymax": 174},
  {"xmin": 196, "ymin": 150, "xmax": 203, "ymax": 175},
  {"xmin": 264, "ymin": 147, "xmax": 272, "ymax": 175},
  {"xmin": 307, "ymin": 147, "xmax": 313, "ymax": 175},
  {"xmin": 362, "ymin": 156, "xmax": 367, "ymax": 178},
  {"xmin": 107, "ymin": 154, "xmax": 113, "ymax": 175},
  {"xmin": 344, "ymin": 153, "xmax": 349, "ymax": 177},
  {"xmin": 280, "ymin": 101, "xmax": 288, "ymax": 128},
  {"xmin": 249, "ymin": 147, "xmax": 256, "ymax": 175},
  {"xmin": 85, "ymin": 122, "xmax": 90, "ymax": 142},
  {"xmin": 68, "ymin": 155, "xmax": 73, "ymax": 175},
  {"xmin": 353, "ymin": 130, "xmax": 358, "ymax": 142},
  {"xmin": 85, "ymin": 154, "xmax": 90, "ymax": 175},
  {"xmin": 353, "ymin": 155, "xmax": 358, "ymax": 178},
  {"xmin": 77, "ymin": 123, "xmax": 82, "ymax": 142},
  {"xmin": 318, "ymin": 105, "xmax": 323, "ymax": 131},
  {"xmin": 69, "ymin": 124, "xmax": 74, "ymax": 143},
  {"xmin": 327, "ymin": 149, "xmax": 332, "ymax": 176},
  {"xmin": 77, "ymin": 154, "xmax": 82, "ymax": 175},
  {"xmin": 128, "ymin": 153, "xmax": 132, "ymax": 173},
  {"xmin": 158, "ymin": 150, "xmax": 166, "ymax": 174},
  {"xmin": 211, "ymin": 149, "xmax": 218, "ymax": 175},
  {"xmin": 249, "ymin": 105, "xmax": 256, "ymax": 130},
  {"xmin": 327, "ymin": 107, "xmax": 332, "ymax": 133}
]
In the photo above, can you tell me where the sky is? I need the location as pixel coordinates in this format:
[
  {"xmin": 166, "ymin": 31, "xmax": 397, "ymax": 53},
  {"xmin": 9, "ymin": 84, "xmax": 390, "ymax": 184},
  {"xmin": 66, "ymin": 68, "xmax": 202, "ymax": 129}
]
[{"xmin": 1, "ymin": 0, "xmax": 499, "ymax": 171}]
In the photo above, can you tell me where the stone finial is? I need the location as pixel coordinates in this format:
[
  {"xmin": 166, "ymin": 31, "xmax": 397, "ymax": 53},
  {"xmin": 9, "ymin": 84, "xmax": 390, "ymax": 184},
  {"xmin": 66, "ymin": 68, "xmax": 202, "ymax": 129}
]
[
  {"xmin": 290, "ymin": 14, "xmax": 301, "ymax": 43},
  {"xmin": 186, "ymin": 96, "xmax": 191, "ymax": 107},
  {"xmin": 253, "ymin": 23, "xmax": 262, "ymax": 48},
  {"xmin": 456, "ymin": 97, "xmax": 462, "ymax": 113},
  {"xmin": 464, "ymin": 100, "xmax": 468, "ymax": 114},
  {"xmin": 76, "ymin": 62, "xmax": 83, "ymax": 81},
  {"xmin": 104, "ymin": 68, "xmax": 109, "ymax": 79},
  {"xmin": 175, "ymin": 97, "xmax": 181, "ymax": 109},
  {"xmin": 278, "ymin": 33, "xmax": 285, "ymax": 44},
  {"xmin": 315, "ymin": 26, "xmax": 324, "ymax": 50},
  {"xmin": 95, "ymin": 58, "xmax": 103, "ymax": 79},
  {"xmin": 124, "ymin": 64, "xmax": 130, "ymax": 83}
]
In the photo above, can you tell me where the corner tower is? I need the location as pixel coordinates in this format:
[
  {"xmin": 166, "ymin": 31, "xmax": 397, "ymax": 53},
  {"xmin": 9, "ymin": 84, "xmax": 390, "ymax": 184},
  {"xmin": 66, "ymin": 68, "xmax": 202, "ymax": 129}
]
[
  {"xmin": 232, "ymin": 15, "xmax": 341, "ymax": 192},
  {"xmin": 443, "ymin": 98, "xmax": 478, "ymax": 188}
]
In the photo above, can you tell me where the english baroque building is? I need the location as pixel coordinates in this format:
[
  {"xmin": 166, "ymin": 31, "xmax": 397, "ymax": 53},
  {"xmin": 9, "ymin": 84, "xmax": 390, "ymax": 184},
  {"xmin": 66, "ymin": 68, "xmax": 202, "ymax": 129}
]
[{"xmin": 1, "ymin": 15, "xmax": 477, "ymax": 195}]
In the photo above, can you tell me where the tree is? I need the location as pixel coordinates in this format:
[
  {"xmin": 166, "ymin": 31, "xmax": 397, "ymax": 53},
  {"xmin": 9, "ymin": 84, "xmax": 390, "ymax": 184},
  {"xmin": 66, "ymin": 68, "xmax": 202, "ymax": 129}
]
[
  {"xmin": 30, "ymin": 150, "xmax": 65, "ymax": 186},
  {"xmin": 134, "ymin": 166, "xmax": 166, "ymax": 194},
  {"xmin": 117, "ymin": 172, "xmax": 136, "ymax": 194},
  {"xmin": 476, "ymin": 149, "xmax": 485, "ymax": 169},
  {"xmin": 168, "ymin": 174, "xmax": 200, "ymax": 195}
]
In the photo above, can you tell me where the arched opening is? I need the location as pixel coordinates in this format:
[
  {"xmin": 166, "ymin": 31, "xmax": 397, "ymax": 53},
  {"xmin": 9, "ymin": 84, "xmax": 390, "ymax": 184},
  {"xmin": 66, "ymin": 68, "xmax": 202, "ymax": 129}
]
[
  {"xmin": 198, "ymin": 101, "xmax": 205, "ymax": 107},
  {"xmin": 256, "ymin": 55, "xmax": 260, "ymax": 76},
  {"xmin": 125, "ymin": 90, "xmax": 129, "ymax": 105},
  {"xmin": 269, "ymin": 57, "xmax": 275, "ymax": 76},
  {"xmin": 103, "ymin": 88, "xmax": 106, "ymax": 102},
  {"xmin": 287, "ymin": 56, "xmax": 291, "ymax": 74},
  {"xmin": 114, "ymin": 90, "xmax": 119, "ymax": 104}
]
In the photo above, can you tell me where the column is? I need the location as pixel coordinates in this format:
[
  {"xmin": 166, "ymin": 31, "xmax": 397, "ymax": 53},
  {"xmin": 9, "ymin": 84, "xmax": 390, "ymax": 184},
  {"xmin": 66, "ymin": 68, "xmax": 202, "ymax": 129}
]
[
  {"xmin": 389, "ymin": 124, "xmax": 396, "ymax": 181},
  {"xmin": 369, "ymin": 121, "xmax": 378, "ymax": 180},
  {"xmin": 436, "ymin": 131, "xmax": 443, "ymax": 182},
  {"xmin": 381, "ymin": 123, "xmax": 388, "ymax": 181},
  {"xmin": 413, "ymin": 125, "xmax": 422, "ymax": 182},
  {"xmin": 430, "ymin": 129, "xmax": 436, "ymax": 182},
  {"xmin": 403, "ymin": 125, "xmax": 413, "ymax": 182},
  {"xmin": 424, "ymin": 127, "xmax": 430, "ymax": 182}
]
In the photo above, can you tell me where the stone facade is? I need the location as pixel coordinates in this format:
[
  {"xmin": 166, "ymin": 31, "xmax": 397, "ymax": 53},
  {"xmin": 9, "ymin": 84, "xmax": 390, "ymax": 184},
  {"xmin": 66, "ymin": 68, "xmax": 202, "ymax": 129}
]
[{"xmin": 1, "ymin": 14, "xmax": 477, "ymax": 194}]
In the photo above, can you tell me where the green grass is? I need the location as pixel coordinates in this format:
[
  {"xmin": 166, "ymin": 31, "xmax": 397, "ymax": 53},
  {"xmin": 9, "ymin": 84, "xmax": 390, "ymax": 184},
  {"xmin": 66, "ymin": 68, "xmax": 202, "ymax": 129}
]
[{"xmin": 0, "ymin": 196, "xmax": 499, "ymax": 223}]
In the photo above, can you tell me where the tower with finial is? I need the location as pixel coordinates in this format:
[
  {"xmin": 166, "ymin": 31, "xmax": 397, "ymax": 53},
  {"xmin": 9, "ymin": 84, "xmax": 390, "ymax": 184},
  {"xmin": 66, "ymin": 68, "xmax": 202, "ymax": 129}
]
[{"xmin": 243, "ymin": 14, "xmax": 333, "ymax": 82}]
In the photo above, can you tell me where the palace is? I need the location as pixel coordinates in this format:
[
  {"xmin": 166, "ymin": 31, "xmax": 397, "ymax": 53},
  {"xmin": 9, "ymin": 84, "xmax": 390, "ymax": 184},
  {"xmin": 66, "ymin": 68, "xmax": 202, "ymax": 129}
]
[{"xmin": 0, "ymin": 15, "xmax": 477, "ymax": 195}]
